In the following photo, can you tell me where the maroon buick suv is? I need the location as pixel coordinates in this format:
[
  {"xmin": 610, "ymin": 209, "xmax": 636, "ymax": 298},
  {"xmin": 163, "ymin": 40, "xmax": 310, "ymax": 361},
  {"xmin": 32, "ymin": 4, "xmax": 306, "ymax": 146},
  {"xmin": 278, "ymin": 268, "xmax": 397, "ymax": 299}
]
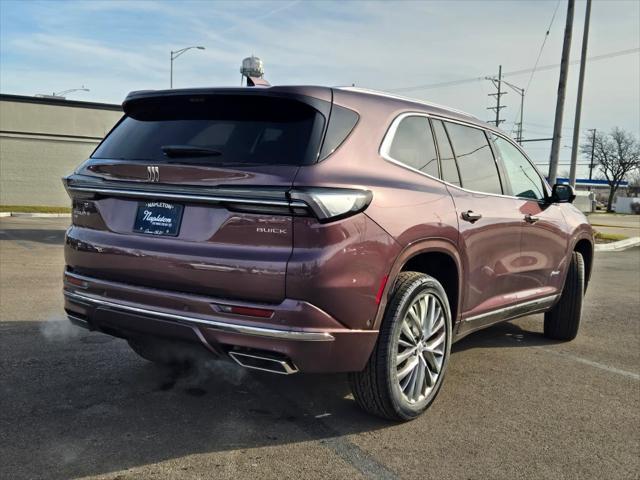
[{"xmin": 63, "ymin": 85, "xmax": 593, "ymax": 420}]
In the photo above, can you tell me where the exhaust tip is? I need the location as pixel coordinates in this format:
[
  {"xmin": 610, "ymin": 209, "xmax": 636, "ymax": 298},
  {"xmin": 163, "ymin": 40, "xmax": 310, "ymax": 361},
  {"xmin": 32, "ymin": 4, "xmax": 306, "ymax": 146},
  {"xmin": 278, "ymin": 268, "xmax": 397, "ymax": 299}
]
[{"xmin": 228, "ymin": 350, "xmax": 298, "ymax": 375}]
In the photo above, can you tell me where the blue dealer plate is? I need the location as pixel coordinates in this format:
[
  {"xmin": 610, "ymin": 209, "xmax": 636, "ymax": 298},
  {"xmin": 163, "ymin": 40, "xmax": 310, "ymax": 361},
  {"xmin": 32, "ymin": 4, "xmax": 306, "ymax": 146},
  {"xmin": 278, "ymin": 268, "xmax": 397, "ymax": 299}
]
[{"xmin": 133, "ymin": 201, "xmax": 184, "ymax": 236}]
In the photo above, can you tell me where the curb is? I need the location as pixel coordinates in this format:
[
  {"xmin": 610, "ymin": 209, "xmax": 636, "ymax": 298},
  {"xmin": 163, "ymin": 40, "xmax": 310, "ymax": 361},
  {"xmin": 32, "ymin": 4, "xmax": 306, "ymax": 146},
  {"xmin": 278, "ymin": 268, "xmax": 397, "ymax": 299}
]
[
  {"xmin": 595, "ymin": 237, "xmax": 640, "ymax": 252},
  {"xmin": 6, "ymin": 212, "xmax": 71, "ymax": 218}
]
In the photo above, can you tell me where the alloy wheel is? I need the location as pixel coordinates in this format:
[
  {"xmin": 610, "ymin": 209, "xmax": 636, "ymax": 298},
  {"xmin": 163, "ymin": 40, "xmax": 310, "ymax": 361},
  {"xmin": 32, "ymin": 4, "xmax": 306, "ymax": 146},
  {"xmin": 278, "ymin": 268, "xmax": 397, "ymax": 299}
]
[{"xmin": 395, "ymin": 292, "xmax": 447, "ymax": 404}]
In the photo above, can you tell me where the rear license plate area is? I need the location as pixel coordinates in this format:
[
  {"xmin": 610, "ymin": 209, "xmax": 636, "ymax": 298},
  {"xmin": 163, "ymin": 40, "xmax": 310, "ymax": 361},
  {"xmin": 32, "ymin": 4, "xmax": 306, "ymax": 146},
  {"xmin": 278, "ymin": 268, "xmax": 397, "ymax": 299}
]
[{"xmin": 133, "ymin": 201, "xmax": 184, "ymax": 236}]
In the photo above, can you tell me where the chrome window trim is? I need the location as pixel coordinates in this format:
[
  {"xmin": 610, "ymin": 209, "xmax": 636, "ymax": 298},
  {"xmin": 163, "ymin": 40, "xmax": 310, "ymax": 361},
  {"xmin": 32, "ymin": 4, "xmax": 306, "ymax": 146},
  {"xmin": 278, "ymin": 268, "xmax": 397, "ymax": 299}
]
[
  {"xmin": 64, "ymin": 290, "xmax": 336, "ymax": 342},
  {"xmin": 379, "ymin": 111, "xmax": 551, "ymax": 202}
]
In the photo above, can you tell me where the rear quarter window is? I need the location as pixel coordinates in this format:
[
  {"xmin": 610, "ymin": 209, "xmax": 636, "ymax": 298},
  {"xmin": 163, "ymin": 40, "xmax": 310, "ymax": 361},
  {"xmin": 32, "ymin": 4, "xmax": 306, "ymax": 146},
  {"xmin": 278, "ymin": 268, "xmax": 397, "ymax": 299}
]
[{"xmin": 385, "ymin": 115, "xmax": 439, "ymax": 178}]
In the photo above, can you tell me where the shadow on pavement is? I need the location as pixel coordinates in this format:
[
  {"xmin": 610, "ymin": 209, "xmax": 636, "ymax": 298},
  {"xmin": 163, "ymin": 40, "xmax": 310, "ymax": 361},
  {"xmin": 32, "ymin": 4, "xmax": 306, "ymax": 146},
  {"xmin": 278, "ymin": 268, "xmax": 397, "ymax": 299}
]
[
  {"xmin": 0, "ymin": 321, "xmax": 391, "ymax": 479},
  {"xmin": 0, "ymin": 228, "xmax": 66, "ymax": 245},
  {"xmin": 1, "ymin": 316, "xmax": 562, "ymax": 479}
]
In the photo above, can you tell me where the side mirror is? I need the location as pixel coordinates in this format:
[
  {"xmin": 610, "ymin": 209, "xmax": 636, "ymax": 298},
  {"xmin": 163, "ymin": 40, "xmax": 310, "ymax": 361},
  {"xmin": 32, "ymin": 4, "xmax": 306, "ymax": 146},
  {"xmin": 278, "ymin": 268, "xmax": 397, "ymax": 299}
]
[{"xmin": 551, "ymin": 183, "xmax": 576, "ymax": 203}]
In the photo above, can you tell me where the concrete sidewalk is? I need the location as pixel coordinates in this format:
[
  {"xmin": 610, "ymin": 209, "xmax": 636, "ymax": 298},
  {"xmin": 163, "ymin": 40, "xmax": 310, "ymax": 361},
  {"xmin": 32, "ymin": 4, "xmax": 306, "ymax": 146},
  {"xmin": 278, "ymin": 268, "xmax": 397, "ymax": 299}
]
[{"xmin": 588, "ymin": 212, "xmax": 640, "ymax": 237}]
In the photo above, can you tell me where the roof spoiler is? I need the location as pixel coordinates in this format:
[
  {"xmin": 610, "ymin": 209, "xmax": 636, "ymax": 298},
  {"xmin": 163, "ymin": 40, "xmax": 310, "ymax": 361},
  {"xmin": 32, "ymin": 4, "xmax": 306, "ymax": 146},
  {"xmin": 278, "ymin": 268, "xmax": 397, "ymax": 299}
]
[{"xmin": 246, "ymin": 76, "xmax": 270, "ymax": 87}]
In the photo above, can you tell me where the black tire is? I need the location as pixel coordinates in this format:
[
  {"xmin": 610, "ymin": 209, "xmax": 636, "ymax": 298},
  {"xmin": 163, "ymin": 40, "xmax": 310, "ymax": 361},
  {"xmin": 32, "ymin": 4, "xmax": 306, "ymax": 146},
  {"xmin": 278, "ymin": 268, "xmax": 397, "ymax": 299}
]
[
  {"xmin": 127, "ymin": 337, "xmax": 196, "ymax": 366},
  {"xmin": 544, "ymin": 251, "xmax": 585, "ymax": 341},
  {"xmin": 349, "ymin": 271, "xmax": 452, "ymax": 421}
]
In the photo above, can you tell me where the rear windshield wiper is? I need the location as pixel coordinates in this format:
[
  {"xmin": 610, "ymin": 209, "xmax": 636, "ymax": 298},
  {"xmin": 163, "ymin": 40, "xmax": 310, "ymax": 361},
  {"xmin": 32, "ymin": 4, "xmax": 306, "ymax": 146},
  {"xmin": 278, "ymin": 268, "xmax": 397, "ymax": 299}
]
[{"xmin": 161, "ymin": 145, "xmax": 222, "ymax": 158}]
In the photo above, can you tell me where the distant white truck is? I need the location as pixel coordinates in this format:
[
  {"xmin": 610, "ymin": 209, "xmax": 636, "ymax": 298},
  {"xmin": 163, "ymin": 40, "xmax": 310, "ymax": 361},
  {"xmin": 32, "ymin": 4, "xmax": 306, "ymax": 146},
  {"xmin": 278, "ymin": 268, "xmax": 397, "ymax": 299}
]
[{"xmin": 614, "ymin": 196, "xmax": 640, "ymax": 214}]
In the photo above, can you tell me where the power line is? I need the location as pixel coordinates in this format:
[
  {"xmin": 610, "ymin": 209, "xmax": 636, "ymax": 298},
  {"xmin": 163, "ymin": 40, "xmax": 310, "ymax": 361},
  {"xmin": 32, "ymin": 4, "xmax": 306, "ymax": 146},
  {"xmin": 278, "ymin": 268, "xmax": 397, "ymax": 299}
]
[
  {"xmin": 386, "ymin": 47, "xmax": 639, "ymax": 93},
  {"xmin": 524, "ymin": 0, "xmax": 562, "ymax": 95},
  {"xmin": 535, "ymin": 162, "xmax": 593, "ymax": 165},
  {"xmin": 510, "ymin": 0, "xmax": 561, "ymax": 135}
]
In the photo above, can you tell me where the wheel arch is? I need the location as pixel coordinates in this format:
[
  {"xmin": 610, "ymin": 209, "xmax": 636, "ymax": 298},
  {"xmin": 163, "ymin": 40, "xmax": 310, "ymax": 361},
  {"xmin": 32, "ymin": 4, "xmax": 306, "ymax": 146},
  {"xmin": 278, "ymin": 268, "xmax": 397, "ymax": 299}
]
[
  {"xmin": 573, "ymin": 236, "xmax": 594, "ymax": 290},
  {"xmin": 374, "ymin": 239, "xmax": 463, "ymax": 330}
]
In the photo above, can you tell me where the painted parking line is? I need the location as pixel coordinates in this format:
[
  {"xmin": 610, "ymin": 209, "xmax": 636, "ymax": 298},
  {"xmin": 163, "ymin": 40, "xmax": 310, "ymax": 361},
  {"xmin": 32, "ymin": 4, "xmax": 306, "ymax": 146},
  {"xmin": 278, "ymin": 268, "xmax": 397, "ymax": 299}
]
[
  {"xmin": 256, "ymin": 376, "xmax": 398, "ymax": 480},
  {"xmin": 538, "ymin": 347, "xmax": 640, "ymax": 381}
]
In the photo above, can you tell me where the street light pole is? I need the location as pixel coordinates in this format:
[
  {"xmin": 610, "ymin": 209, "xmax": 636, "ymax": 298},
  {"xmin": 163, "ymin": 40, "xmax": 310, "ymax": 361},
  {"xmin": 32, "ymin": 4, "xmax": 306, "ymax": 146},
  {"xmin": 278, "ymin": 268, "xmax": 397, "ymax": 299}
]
[
  {"xmin": 170, "ymin": 46, "xmax": 205, "ymax": 88},
  {"xmin": 53, "ymin": 86, "xmax": 90, "ymax": 97},
  {"xmin": 501, "ymin": 80, "xmax": 525, "ymax": 144},
  {"xmin": 588, "ymin": 128, "xmax": 597, "ymax": 181}
]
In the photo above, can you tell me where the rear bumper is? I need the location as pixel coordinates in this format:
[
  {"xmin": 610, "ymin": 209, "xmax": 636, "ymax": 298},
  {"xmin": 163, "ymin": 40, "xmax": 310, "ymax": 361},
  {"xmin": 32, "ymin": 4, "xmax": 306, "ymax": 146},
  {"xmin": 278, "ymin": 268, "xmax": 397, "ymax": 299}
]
[{"xmin": 63, "ymin": 270, "xmax": 378, "ymax": 373}]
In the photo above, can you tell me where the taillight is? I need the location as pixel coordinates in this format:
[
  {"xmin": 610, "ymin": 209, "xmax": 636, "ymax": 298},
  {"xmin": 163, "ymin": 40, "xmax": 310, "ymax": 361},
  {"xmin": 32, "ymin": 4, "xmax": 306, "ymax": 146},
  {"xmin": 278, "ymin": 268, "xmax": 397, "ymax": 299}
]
[
  {"xmin": 63, "ymin": 174, "xmax": 373, "ymax": 223},
  {"xmin": 289, "ymin": 188, "xmax": 372, "ymax": 223}
]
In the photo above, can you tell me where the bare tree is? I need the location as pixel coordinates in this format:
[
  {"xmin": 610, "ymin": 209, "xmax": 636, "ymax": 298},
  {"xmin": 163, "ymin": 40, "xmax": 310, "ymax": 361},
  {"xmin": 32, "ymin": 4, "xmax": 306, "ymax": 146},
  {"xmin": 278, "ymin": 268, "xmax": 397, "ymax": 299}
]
[{"xmin": 581, "ymin": 127, "xmax": 640, "ymax": 212}]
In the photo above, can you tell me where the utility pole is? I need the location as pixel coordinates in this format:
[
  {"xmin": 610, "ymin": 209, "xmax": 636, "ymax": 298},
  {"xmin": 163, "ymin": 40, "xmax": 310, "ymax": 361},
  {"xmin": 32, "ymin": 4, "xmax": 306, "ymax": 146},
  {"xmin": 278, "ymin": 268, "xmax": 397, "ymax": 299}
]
[
  {"xmin": 569, "ymin": 0, "xmax": 592, "ymax": 188},
  {"xmin": 485, "ymin": 74, "xmax": 525, "ymax": 140},
  {"xmin": 486, "ymin": 65, "xmax": 507, "ymax": 127},
  {"xmin": 548, "ymin": 0, "xmax": 575, "ymax": 185}
]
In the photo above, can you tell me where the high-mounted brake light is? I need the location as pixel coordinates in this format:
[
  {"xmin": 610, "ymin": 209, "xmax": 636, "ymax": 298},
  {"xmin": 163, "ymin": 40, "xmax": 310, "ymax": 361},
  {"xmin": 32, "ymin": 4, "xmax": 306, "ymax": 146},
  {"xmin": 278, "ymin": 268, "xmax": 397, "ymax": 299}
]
[{"xmin": 289, "ymin": 188, "xmax": 373, "ymax": 223}]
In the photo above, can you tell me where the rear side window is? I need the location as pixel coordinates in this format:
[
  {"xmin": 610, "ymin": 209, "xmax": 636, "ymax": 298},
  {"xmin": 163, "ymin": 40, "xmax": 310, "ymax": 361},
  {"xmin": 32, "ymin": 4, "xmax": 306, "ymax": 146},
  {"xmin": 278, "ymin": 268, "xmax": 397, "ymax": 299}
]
[
  {"xmin": 492, "ymin": 135, "xmax": 545, "ymax": 200},
  {"xmin": 387, "ymin": 116, "xmax": 439, "ymax": 178},
  {"xmin": 432, "ymin": 120, "xmax": 460, "ymax": 187},
  {"xmin": 445, "ymin": 122, "xmax": 502, "ymax": 195},
  {"xmin": 93, "ymin": 95, "xmax": 325, "ymax": 165}
]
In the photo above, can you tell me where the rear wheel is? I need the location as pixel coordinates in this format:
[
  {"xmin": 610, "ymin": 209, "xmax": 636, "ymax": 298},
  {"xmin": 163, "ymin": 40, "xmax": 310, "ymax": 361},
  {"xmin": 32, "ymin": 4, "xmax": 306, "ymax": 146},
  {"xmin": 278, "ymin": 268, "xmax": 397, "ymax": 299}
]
[
  {"xmin": 349, "ymin": 271, "xmax": 452, "ymax": 421},
  {"xmin": 544, "ymin": 251, "xmax": 585, "ymax": 341}
]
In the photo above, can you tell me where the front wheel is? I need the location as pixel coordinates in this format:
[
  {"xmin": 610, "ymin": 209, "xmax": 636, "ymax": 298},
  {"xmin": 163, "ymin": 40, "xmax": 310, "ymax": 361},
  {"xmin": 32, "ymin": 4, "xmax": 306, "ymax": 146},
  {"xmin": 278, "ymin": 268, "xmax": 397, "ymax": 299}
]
[
  {"xmin": 544, "ymin": 251, "xmax": 585, "ymax": 341},
  {"xmin": 349, "ymin": 272, "xmax": 452, "ymax": 421}
]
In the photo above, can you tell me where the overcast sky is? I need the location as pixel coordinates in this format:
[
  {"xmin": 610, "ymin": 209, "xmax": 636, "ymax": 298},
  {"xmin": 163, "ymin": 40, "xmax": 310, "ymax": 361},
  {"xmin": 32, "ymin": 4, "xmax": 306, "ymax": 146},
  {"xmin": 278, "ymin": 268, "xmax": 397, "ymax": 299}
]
[{"xmin": 1, "ymin": 0, "xmax": 638, "ymax": 176}]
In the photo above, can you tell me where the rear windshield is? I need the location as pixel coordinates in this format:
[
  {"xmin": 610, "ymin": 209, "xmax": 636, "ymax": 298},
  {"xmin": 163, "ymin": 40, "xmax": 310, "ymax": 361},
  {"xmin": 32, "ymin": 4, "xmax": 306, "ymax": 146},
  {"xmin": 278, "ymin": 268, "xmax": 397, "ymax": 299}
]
[{"xmin": 92, "ymin": 94, "xmax": 325, "ymax": 165}]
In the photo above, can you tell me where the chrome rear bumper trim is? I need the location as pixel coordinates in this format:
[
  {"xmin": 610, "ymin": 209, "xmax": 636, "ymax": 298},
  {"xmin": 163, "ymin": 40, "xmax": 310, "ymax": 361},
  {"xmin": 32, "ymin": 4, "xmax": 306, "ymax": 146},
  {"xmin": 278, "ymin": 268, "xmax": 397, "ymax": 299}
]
[{"xmin": 64, "ymin": 290, "xmax": 335, "ymax": 342}]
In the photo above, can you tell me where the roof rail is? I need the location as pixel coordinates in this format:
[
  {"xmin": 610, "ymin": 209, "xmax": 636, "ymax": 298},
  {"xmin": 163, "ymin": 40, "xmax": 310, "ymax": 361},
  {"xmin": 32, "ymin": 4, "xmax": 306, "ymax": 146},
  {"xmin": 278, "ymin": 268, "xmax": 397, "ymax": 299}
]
[{"xmin": 336, "ymin": 86, "xmax": 478, "ymax": 120}]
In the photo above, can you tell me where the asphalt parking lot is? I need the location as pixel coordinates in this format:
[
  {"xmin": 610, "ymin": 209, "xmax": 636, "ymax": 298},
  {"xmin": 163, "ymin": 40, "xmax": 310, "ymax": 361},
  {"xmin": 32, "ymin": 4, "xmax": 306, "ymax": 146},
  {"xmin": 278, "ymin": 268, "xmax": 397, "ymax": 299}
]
[{"xmin": 1, "ymin": 216, "xmax": 638, "ymax": 480}]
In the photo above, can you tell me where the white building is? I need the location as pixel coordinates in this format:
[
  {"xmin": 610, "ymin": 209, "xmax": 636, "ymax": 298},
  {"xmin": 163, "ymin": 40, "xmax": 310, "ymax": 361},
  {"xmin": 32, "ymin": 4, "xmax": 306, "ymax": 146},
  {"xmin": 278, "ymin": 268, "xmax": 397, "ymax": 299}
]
[{"xmin": 0, "ymin": 94, "xmax": 122, "ymax": 207}]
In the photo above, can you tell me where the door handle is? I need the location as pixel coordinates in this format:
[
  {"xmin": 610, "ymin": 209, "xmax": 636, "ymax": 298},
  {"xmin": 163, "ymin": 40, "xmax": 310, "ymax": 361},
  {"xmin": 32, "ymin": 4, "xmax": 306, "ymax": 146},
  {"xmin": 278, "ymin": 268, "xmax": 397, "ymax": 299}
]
[
  {"xmin": 524, "ymin": 214, "xmax": 540, "ymax": 224},
  {"xmin": 461, "ymin": 210, "xmax": 482, "ymax": 223}
]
